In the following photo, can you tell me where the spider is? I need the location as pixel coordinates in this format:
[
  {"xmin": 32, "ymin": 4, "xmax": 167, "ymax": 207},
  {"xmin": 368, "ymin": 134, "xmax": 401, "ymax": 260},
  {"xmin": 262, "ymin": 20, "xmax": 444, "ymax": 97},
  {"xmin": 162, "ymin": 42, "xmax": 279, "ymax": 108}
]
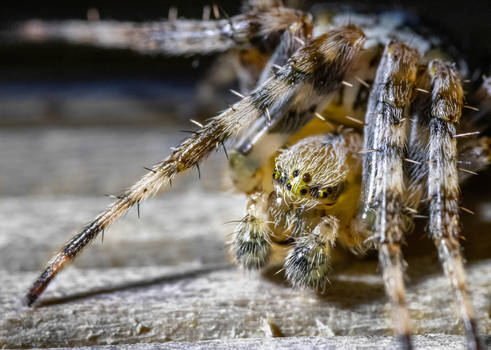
[{"xmin": 14, "ymin": 1, "xmax": 490, "ymax": 349}]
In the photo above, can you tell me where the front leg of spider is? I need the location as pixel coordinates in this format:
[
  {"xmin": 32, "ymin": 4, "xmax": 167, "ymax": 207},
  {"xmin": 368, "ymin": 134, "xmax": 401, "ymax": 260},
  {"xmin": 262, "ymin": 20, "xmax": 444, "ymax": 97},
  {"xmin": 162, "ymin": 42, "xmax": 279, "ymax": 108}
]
[
  {"xmin": 285, "ymin": 215, "xmax": 338, "ymax": 289},
  {"xmin": 24, "ymin": 25, "xmax": 365, "ymax": 307},
  {"xmin": 426, "ymin": 60, "xmax": 482, "ymax": 350},
  {"xmin": 232, "ymin": 192, "xmax": 272, "ymax": 269},
  {"xmin": 358, "ymin": 41, "xmax": 420, "ymax": 350}
]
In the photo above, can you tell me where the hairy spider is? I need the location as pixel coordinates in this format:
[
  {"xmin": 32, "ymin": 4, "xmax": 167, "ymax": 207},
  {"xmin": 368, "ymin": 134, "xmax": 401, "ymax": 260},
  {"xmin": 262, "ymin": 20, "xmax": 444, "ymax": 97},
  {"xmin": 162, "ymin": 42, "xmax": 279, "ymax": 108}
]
[{"xmin": 13, "ymin": 1, "xmax": 490, "ymax": 349}]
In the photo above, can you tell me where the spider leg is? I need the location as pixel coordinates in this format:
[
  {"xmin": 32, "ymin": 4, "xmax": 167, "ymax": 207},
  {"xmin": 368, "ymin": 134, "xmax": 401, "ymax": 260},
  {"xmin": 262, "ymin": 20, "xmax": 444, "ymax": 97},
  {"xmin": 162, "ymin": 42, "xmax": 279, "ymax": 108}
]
[
  {"xmin": 231, "ymin": 192, "xmax": 273, "ymax": 269},
  {"xmin": 284, "ymin": 215, "xmax": 338, "ymax": 289},
  {"xmin": 25, "ymin": 25, "xmax": 366, "ymax": 306},
  {"xmin": 426, "ymin": 60, "xmax": 482, "ymax": 350},
  {"xmin": 229, "ymin": 26, "xmax": 311, "ymax": 193},
  {"xmin": 405, "ymin": 82, "xmax": 490, "ymax": 214},
  {"xmin": 404, "ymin": 86, "xmax": 430, "ymax": 212},
  {"xmin": 358, "ymin": 41, "xmax": 420, "ymax": 349},
  {"xmin": 13, "ymin": 7, "xmax": 312, "ymax": 56},
  {"xmin": 197, "ymin": 6, "xmax": 312, "ymax": 113}
]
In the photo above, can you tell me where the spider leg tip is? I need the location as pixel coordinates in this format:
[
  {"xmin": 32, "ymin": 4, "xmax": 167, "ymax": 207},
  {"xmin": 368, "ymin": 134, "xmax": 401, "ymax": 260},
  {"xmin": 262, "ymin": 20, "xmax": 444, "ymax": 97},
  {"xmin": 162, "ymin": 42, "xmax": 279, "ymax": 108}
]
[
  {"xmin": 397, "ymin": 333, "xmax": 413, "ymax": 350},
  {"xmin": 22, "ymin": 294, "xmax": 35, "ymax": 308}
]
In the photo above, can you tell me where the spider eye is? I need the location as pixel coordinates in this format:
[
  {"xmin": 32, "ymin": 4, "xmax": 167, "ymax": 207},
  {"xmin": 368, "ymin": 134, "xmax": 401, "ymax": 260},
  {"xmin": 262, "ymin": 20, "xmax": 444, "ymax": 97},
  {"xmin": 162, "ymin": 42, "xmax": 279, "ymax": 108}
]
[
  {"xmin": 302, "ymin": 173, "xmax": 311, "ymax": 183},
  {"xmin": 292, "ymin": 169, "xmax": 300, "ymax": 177},
  {"xmin": 319, "ymin": 187, "xmax": 332, "ymax": 198},
  {"xmin": 286, "ymin": 182, "xmax": 292, "ymax": 191},
  {"xmin": 299, "ymin": 188, "xmax": 308, "ymax": 196},
  {"xmin": 318, "ymin": 183, "xmax": 345, "ymax": 200}
]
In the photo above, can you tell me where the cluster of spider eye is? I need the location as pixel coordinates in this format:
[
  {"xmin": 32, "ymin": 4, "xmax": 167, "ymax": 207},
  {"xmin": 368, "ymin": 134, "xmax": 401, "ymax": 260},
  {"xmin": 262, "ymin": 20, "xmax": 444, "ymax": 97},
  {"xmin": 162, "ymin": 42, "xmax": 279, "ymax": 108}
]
[
  {"xmin": 273, "ymin": 168, "xmax": 337, "ymax": 198},
  {"xmin": 14, "ymin": 1, "xmax": 490, "ymax": 349}
]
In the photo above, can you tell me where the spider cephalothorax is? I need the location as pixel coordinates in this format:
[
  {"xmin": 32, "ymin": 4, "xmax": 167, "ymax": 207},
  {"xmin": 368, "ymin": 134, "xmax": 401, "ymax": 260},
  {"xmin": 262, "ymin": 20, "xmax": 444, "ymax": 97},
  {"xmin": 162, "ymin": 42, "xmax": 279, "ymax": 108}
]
[
  {"xmin": 273, "ymin": 134, "xmax": 351, "ymax": 206},
  {"xmin": 12, "ymin": 1, "xmax": 490, "ymax": 349}
]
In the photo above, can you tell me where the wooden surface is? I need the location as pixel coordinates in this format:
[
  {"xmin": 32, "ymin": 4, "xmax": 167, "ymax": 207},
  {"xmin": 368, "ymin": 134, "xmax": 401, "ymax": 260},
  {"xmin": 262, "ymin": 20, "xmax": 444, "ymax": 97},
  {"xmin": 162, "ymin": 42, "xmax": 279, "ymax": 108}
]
[
  {"xmin": 0, "ymin": 126, "xmax": 490, "ymax": 349},
  {"xmin": 18, "ymin": 335, "xmax": 491, "ymax": 350}
]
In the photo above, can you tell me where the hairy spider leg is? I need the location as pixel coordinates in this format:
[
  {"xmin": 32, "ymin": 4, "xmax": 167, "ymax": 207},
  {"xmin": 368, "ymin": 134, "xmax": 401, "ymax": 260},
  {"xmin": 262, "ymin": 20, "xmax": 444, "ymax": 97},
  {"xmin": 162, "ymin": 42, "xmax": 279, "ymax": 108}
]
[
  {"xmin": 426, "ymin": 60, "xmax": 482, "ymax": 350},
  {"xmin": 284, "ymin": 214, "xmax": 339, "ymax": 289},
  {"xmin": 229, "ymin": 24, "xmax": 314, "ymax": 268},
  {"xmin": 229, "ymin": 26, "xmax": 311, "ymax": 193},
  {"xmin": 13, "ymin": 7, "xmax": 311, "ymax": 56},
  {"xmin": 358, "ymin": 41, "xmax": 420, "ymax": 350},
  {"xmin": 405, "ymin": 74, "xmax": 490, "ymax": 214},
  {"xmin": 25, "ymin": 25, "xmax": 366, "ymax": 306},
  {"xmin": 231, "ymin": 192, "xmax": 273, "ymax": 269},
  {"xmin": 196, "ymin": 4, "xmax": 313, "ymax": 112}
]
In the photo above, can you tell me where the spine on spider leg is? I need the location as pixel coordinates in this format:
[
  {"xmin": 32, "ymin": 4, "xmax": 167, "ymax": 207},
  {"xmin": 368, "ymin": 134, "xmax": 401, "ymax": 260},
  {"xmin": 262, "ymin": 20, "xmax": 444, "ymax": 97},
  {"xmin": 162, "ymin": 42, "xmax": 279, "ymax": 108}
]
[
  {"xmin": 427, "ymin": 60, "xmax": 481, "ymax": 350},
  {"xmin": 24, "ymin": 26, "xmax": 366, "ymax": 306},
  {"xmin": 10, "ymin": 8, "xmax": 312, "ymax": 56},
  {"xmin": 358, "ymin": 41, "xmax": 419, "ymax": 346}
]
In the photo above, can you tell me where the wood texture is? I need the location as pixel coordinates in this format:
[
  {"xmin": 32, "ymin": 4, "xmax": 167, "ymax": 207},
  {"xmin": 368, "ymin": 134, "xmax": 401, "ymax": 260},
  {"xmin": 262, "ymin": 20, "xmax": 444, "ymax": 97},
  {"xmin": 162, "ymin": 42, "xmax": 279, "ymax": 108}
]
[
  {"xmin": 0, "ymin": 193, "xmax": 490, "ymax": 348},
  {"xmin": 0, "ymin": 126, "xmax": 489, "ymax": 349}
]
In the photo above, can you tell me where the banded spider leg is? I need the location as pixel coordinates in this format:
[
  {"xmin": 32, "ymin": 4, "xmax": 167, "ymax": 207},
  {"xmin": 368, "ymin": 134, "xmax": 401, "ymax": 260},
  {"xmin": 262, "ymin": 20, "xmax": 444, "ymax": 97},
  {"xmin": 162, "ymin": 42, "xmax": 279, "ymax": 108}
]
[
  {"xmin": 425, "ymin": 60, "xmax": 481, "ymax": 350},
  {"xmin": 15, "ymin": 6, "xmax": 311, "ymax": 56},
  {"xmin": 358, "ymin": 40, "xmax": 420, "ymax": 349}
]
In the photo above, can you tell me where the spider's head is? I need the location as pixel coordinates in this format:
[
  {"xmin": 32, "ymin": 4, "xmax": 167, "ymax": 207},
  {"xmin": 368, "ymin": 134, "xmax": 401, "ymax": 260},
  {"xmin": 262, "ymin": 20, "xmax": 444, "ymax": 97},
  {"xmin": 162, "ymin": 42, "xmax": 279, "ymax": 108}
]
[{"xmin": 273, "ymin": 134, "xmax": 349, "ymax": 208}]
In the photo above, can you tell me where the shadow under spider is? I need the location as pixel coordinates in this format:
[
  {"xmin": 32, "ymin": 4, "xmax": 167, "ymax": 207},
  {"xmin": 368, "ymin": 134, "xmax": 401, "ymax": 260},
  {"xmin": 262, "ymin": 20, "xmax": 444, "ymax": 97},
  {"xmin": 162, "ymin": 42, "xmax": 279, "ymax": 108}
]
[
  {"xmin": 261, "ymin": 241, "xmax": 487, "ymax": 309},
  {"xmin": 34, "ymin": 263, "xmax": 234, "ymax": 307},
  {"xmin": 261, "ymin": 258, "xmax": 386, "ymax": 308}
]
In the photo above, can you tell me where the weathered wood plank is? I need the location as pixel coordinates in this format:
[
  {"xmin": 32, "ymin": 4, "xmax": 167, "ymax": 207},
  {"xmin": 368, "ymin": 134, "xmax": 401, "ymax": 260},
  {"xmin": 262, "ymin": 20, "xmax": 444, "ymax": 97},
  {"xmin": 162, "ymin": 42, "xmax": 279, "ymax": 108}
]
[
  {"xmin": 0, "ymin": 194, "xmax": 489, "ymax": 349},
  {"xmin": 34, "ymin": 335, "xmax": 491, "ymax": 350}
]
